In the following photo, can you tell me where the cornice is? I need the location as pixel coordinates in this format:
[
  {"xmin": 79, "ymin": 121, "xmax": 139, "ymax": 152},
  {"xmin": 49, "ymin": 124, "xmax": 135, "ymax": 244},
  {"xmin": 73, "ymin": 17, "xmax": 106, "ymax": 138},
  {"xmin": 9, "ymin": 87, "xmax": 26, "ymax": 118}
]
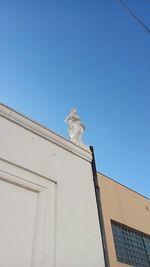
[{"xmin": 0, "ymin": 103, "xmax": 92, "ymax": 162}]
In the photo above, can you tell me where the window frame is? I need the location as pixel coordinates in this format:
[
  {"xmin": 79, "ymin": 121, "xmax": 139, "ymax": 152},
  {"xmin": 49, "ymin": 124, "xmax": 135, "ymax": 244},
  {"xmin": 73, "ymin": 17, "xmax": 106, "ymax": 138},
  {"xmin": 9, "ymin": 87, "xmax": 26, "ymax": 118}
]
[{"xmin": 111, "ymin": 220, "xmax": 150, "ymax": 267}]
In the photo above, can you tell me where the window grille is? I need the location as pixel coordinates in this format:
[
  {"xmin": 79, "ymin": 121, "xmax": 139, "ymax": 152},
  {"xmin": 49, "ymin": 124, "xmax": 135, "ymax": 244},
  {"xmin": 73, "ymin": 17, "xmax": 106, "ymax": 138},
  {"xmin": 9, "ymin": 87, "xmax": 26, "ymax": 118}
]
[{"xmin": 111, "ymin": 222, "xmax": 150, "ymax": 267}]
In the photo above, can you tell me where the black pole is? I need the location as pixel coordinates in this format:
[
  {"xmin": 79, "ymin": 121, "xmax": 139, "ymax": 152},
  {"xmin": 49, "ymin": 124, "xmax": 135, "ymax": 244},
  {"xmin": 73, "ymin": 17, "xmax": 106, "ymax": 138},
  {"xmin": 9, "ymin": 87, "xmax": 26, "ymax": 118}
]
[{"xmin": 90, "ymin": 146, "xmax": 110, "ymax": 267}]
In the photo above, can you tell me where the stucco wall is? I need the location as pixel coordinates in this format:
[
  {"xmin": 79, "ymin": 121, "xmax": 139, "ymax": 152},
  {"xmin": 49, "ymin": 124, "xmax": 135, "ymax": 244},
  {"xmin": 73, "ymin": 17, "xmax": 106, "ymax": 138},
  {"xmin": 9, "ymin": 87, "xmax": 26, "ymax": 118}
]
[
  {"xmin": 0, "ymin": 104, "xmax": 105, "ymax": 267},
  {"xmin": 98, "ymin": 172, "xmax": 150, "ymax": 267}
]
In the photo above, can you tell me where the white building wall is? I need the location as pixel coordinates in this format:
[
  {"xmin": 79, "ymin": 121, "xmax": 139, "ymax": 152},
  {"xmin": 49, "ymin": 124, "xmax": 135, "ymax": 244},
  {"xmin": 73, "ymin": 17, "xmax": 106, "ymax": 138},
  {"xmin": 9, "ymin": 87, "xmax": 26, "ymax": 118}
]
[{"xmin": 0, "ymin": 103, "xmax": 105, "ymax": 267}]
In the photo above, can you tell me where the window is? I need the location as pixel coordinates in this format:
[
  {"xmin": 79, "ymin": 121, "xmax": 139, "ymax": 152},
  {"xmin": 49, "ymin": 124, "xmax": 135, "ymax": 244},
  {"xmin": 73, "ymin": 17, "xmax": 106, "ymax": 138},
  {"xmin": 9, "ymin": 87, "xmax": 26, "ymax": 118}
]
[{"xmin": 111, "ymin": 222, "xmax": 150, "ymax": 267}]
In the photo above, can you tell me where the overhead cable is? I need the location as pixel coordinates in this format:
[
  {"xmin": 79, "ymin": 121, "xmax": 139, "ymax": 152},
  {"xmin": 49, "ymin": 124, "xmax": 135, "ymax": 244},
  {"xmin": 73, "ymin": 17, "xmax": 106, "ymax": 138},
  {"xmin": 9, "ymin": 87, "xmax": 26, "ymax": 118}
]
[{"xmin": 115, "ymin": 0, "xmax": 150, "ymax": 34}]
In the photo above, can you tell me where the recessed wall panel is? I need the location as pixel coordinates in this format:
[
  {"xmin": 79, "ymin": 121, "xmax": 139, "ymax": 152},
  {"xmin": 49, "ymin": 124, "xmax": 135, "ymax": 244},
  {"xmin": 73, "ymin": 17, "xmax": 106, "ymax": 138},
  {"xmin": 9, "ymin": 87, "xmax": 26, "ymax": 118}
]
[{"xmin": 0, "ymin": 179, "xmax": 37, "ymax": 267}]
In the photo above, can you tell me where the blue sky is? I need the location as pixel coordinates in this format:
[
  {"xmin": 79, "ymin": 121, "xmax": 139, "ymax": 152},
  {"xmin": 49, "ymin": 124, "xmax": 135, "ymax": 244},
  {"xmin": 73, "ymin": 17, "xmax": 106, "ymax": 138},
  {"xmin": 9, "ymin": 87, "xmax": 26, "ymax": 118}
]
[{"xmin": 0, "ymin": 0, "xmax": 150, "ymax": 197}]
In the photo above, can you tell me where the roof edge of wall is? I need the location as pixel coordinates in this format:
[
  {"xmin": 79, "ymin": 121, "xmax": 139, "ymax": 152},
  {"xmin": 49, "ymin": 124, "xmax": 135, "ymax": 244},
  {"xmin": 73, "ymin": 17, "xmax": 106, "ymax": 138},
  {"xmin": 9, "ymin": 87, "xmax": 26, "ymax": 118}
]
[
  {"xmin": 97, "ymin": 171, "xmax": 149, "ymax": 200},
  {"xmin": 0, "ymin": 103, "xmax": 92, "ymax": 163}
]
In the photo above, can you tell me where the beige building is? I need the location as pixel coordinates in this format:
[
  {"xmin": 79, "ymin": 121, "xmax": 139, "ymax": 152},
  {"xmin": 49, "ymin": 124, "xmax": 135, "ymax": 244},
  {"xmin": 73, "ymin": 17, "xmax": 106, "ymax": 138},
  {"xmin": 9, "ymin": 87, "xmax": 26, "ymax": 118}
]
[{"xmin": 98, "ymin": 172, "xmax": 150, "ymax": 267}]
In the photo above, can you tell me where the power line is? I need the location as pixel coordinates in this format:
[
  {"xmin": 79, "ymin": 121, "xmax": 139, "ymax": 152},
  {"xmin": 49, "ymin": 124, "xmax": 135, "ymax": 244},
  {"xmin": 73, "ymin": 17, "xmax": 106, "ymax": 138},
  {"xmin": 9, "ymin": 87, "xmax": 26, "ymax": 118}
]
[{"xmin": 115, "ymin": 0, "xmax": 150, "ymax": 34}]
